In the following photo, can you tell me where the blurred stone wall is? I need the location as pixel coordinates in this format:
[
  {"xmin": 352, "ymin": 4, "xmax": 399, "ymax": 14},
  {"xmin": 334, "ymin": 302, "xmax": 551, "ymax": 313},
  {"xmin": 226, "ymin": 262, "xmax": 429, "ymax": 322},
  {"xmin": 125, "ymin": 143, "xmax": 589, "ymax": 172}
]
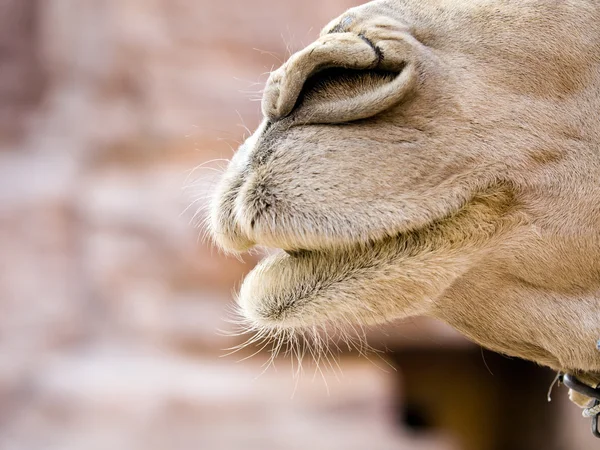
[
  {"xmin": 0, "ymin": 0, "xmax": 456, "ymax": 449},
  {"xmin": 0, "ymin": 1, "xmax": 597, "ymax": 449}
]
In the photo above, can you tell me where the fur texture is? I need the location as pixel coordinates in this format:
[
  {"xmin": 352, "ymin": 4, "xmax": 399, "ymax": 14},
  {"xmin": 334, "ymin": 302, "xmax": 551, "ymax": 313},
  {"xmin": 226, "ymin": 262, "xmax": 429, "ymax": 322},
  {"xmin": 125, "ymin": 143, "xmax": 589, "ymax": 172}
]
[{"xmin": 210, "ymin": 0, "xmax": 600, "ymax": 377}]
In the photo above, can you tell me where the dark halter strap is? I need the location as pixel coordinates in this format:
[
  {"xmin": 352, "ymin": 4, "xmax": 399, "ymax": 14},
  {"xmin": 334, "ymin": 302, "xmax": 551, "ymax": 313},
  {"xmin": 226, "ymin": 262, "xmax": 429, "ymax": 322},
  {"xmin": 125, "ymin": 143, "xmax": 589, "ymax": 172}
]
[{"xmin": 560, "ymin": 373, "xmax": 600, "ymax": 438}]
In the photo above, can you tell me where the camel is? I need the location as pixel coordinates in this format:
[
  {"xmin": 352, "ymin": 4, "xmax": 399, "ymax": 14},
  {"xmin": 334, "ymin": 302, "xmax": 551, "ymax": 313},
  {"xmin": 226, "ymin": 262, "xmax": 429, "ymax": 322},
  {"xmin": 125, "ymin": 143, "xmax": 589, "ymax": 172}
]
[{"xmin": 209, "ymin": 0, "xmax": 600, "ymax": 428}]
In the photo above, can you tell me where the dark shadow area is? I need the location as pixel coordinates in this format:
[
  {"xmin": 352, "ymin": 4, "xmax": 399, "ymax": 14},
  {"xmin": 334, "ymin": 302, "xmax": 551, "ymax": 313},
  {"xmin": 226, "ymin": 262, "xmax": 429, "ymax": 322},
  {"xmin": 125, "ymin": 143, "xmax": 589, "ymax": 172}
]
[{"xmin": 390, "ymin": 348, "xmax": 558, "ymax": 450}]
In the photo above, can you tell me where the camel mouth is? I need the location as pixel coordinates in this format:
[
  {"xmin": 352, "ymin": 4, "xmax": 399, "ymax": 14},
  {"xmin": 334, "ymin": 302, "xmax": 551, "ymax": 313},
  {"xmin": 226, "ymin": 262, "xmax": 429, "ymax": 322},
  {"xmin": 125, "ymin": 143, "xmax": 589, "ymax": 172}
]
[{"xmin": 233, "ymin": 188, "xmax": 514, "ymax": 333}]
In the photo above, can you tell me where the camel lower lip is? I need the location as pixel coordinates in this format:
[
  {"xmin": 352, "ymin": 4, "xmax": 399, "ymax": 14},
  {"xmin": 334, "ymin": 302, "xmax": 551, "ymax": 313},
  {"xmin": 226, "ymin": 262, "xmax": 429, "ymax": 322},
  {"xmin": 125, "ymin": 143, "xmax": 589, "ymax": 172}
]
[{"xmin": 236, "ymin": 236, "xmax": 411, "ymax": 328}]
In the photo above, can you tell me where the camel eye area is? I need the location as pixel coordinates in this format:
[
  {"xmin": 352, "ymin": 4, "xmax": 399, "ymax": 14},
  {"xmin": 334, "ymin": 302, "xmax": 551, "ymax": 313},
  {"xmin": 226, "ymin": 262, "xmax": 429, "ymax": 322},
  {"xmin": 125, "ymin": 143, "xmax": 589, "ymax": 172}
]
[{"xmin": 295, "ymin": 67, "xmax": 402, "ymax": 112}]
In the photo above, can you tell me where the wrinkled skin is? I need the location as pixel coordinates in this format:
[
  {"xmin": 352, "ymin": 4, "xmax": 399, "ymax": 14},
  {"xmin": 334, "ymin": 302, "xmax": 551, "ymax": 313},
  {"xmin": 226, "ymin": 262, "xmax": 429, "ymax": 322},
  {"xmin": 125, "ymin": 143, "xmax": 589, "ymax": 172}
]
[{"xmin": 210, "ymin": 0, "xmax": 600, "ymax": 378}]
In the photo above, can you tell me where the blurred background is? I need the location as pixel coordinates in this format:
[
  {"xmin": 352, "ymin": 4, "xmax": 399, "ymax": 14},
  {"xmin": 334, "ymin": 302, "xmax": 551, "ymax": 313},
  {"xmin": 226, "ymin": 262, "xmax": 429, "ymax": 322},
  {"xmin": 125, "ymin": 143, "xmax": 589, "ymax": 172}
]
[{"xmin": 0, "ymin": 0, "xmax": 597, "ymax": 449}]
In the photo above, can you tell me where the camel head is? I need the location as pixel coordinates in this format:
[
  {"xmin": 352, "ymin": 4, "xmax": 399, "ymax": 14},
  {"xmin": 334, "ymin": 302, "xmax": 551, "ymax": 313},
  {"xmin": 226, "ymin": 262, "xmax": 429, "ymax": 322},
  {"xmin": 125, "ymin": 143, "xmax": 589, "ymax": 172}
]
[{"xmin": 210, "ymin": 0, "xmax": 600, "ymax": 375}]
